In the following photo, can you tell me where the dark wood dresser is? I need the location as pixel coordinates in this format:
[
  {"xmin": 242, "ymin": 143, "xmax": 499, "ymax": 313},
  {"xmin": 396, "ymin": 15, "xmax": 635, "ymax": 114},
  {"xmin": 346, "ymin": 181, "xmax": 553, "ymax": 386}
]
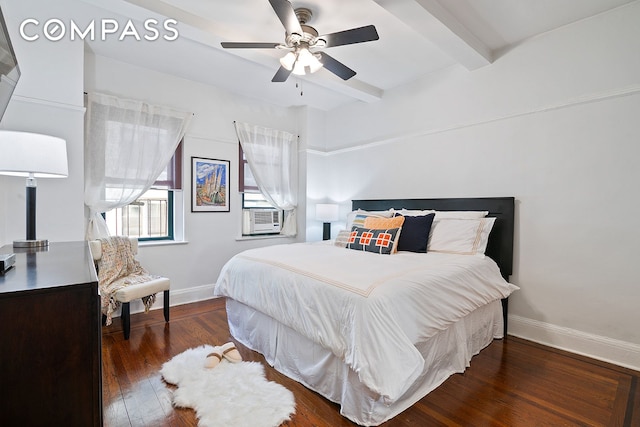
[{"xmin": 0, "ymin": 241, "xmax": 102, "ymax": 426}]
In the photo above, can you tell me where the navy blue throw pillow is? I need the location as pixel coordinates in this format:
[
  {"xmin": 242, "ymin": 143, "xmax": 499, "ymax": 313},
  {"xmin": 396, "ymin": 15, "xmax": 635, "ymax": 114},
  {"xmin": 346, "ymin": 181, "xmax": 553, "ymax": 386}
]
[
  {"xmin": 347, "ymin": 226, "xmax": 401, "ymax": 255},
  {"xmin": 395, "ymin": 213, "xmax": 435, "ymax": 253}
]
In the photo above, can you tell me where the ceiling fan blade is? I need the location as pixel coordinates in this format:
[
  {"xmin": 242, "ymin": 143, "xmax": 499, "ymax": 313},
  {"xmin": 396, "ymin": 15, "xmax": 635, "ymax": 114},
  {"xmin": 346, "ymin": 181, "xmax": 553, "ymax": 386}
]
[
  {"xmin": 317, "ymin": 52, "xmax": 356, "ymax": 80},
  {"xmin": 269, "ymin": 0, "xmax": 303, "ymax": 36},
  {"xmin": 271, "ymin": 65, "xmax": 292, "ymax": 82},
  {"xmin": 221, "ymin": 42, "xmax": 282, "ymax": 49},
  {"xmin": 318, "ymin": 25, "xmax": 379, "ymax": 48}
]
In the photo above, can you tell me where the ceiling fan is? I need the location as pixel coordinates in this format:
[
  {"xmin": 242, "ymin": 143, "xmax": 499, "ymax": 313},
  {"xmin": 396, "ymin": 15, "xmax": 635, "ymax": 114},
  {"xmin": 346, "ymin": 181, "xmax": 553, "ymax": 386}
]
[{"xmin": 221, "ymin": 0, "xmax": 379, "ymax": 82}]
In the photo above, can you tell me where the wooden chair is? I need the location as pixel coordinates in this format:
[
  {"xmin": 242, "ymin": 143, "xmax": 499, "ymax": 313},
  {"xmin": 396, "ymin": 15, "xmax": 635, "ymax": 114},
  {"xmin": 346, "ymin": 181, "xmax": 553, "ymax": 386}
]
[{"xmin": 89, "ymin": 238, "xmax": 170, "ymax": 339}]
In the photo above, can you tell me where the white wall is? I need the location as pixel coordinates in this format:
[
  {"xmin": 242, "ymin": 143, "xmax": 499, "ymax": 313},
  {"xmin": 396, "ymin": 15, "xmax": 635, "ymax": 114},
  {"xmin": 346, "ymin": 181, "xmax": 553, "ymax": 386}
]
[
  {"xmin": 0, "ymin": 0, "xmax": 86, "ymax": 246},
  {"xmin": 84, "ymin": 53, "xmax": 304, "ymax": 308},
  {"xmin": 300, "ymin": 106, "xmax": 330, "ymax": 241},
  {"xmin": 309, "ymin": 3, "xmax": 640, "ymax": 369}
]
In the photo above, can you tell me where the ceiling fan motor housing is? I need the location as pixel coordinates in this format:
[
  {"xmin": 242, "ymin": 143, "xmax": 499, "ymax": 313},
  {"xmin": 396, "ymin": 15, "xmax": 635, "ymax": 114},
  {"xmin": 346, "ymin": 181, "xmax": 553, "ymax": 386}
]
[
  {"xmin": 295, "ymin": 7, "xmax": 313, "ymax": 25},
  {"xmin": 286, "ymin": 8, "xmax": 323, "ymax": 47}
]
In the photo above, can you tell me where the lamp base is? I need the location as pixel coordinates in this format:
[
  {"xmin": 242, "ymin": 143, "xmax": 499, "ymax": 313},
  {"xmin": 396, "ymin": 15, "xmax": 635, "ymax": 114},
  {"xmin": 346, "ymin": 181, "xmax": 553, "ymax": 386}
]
[
  {"xmin": 322, "ymin": 222, "xmax": 331, "ymax": 241},
  {"xmin": 13, "ymin": 239, "xmax": 49, "ymax": 248}
]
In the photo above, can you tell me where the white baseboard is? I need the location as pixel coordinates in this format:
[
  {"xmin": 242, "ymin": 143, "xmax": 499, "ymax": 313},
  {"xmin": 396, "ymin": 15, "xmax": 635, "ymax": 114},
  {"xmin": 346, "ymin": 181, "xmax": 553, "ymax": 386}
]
[
  {"xmin": 509, "ymin": 315, "xmax": 640, "ymax": 371},
  {"xmin": 168, "ymin": 283, "xmax": 218, "ymax": 306}
]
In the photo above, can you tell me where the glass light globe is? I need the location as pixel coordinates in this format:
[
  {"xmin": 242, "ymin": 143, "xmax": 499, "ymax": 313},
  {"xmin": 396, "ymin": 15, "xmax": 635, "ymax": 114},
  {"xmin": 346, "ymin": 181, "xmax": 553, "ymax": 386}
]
[
  {"xmin": 290, "ymin": 48, "xmax": 323, "ymax": 75},
  {"xmin": 279, "ymin": 52, "xmax": 296, "ymax": 70}
]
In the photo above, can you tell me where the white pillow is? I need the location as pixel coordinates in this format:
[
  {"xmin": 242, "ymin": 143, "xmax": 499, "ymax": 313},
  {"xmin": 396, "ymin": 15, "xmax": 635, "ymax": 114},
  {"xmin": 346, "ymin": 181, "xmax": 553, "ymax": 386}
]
[
  {"xmin": 399, "ymin": 208, "xmax": 435, "ymax": 217},
  {"xmin": 399, "ymin": 209, "xmax": 488, "ymax": 219},
  {"xmin": 346, "ymin": 208, "xmax": 394, "ymax": 229},
  {"xmin": 434, "ymin": 210, "xmax": 488, "ymax": 219},
  {"xmin": 428, "ymin": 217, "xmax": 496, "ymax": 255},
  {"xmin": 334, "ymin": 229, "xmax": 351, "ymax": 248}
]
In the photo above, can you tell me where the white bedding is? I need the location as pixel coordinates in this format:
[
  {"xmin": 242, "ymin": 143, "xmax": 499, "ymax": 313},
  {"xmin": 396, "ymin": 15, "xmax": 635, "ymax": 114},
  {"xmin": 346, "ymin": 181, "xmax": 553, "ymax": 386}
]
[
  {"xmin": 226, "ymin": 298, "xmax": 504, "ymax": 426},
  {"xmin": 213, "ymin": 242, "xmax": 518, "ymax": 404}
]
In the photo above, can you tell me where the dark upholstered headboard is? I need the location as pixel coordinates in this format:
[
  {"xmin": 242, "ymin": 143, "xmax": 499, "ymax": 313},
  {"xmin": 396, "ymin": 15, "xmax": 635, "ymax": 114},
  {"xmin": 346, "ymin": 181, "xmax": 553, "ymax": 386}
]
[{"xmin": 352, "ymin": 197, "xmax": 515, "ymax": 280}]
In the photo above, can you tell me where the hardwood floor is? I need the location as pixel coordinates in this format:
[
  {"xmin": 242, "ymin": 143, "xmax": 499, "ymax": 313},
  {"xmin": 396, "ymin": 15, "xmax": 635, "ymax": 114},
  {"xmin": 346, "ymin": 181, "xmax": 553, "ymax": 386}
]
[{"xmin": 102, "ymin": 298, "xmax": 640, "ymax": 426}]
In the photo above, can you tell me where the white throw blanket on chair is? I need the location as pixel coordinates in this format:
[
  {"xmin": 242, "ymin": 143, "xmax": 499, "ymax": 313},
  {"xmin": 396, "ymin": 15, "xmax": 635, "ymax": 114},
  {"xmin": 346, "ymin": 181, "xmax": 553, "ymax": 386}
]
[{"xmin": 98, "ymin": 236, "xmax": 158, "ymax": 325}]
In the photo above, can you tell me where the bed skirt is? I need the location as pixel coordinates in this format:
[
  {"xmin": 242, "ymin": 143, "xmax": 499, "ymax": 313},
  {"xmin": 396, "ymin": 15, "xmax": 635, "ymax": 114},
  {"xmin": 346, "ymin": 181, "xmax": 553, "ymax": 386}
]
[{"xmin": 226, "ymin": 298, "xmax": 504, "ymax": 426}]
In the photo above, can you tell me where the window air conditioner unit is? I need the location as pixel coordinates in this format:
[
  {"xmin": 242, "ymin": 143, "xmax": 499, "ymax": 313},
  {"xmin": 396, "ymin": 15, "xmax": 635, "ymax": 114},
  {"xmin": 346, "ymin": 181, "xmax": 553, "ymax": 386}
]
[{"xmin": 244, "ymin": 209, "xmax": 281, "ymax": 235}]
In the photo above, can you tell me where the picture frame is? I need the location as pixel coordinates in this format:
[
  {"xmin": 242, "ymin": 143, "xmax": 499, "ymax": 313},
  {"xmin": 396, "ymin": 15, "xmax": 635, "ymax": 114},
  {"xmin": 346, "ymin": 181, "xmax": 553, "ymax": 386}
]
[{"xmin": 191, "ymin": 157, "xmax": 230, "ymax": 212}]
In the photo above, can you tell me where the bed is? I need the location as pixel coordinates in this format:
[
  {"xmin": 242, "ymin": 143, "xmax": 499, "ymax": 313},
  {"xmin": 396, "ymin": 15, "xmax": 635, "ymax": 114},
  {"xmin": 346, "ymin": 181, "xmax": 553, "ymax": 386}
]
[{"xmin": 214, "ymin": 197, "xmax": 517, "ymax": 426}]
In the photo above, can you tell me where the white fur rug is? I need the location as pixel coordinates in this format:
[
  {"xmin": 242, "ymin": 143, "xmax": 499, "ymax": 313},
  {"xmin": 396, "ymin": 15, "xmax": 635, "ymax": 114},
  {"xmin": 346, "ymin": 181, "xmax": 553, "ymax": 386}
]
[{"xmin": 161, "ymin": 345, "xmax": 295, "ymax": 427}]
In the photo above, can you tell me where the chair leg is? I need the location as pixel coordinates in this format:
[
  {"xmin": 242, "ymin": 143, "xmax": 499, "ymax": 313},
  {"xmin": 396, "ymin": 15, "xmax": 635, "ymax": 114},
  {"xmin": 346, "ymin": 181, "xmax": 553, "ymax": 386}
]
[
  {"xmin": 163, "ymin": 290, "xmax": 170, "ymax": 322},
  {"xmin": 121, "ymin": 302, "xmax": 131, "ymax": 340}
]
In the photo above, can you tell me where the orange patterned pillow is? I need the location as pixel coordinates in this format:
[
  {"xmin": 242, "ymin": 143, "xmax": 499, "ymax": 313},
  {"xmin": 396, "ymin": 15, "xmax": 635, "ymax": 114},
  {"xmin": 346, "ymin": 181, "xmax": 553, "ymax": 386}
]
[{"xmin": 364, "ymin": 215, "xmax": 405, "ymax": 230}]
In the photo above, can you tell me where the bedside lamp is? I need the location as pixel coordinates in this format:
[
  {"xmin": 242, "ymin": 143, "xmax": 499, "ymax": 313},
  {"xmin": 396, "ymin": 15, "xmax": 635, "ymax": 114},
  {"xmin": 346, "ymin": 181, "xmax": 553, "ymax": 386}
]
[
  {"xmin": 0, "ymin": 131, "xmax": 68, "ymax": 248},
  {"xmin": 316, "ymin": 203, "xmax": 339, "ymax": 241}
]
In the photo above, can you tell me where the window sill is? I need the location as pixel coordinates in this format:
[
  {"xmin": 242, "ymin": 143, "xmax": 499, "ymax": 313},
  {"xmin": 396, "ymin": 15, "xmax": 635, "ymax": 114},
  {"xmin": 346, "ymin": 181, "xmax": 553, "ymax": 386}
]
[
  {"xmin": 235, "ymin": 234, "xmax": 293, "ymax": 242},
  {"xmin": 138, "ymin": 239, "xmax": 189, "ymax": 248}
]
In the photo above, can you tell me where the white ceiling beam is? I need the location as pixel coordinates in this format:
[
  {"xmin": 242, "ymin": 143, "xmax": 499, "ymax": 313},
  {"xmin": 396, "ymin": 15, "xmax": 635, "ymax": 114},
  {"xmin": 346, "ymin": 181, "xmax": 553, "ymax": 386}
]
[
  {"xmin": 310, "ymin": 71, "xmax": 383, "ymax": 103},
  {"xmin": 373, "ymin": 0, "xmax": 492, "ymax": 70}
]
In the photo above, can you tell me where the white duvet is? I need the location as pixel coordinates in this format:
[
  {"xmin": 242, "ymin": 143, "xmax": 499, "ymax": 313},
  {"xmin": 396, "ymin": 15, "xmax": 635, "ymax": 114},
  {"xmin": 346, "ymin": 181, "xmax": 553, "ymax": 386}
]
[{"xmin": 214, "ymin": 242, "xmax": 518, "ymax": 404}]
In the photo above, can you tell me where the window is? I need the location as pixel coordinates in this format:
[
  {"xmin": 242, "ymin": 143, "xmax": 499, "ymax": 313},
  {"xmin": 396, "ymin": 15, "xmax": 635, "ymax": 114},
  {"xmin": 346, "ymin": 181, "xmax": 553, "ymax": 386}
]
[
  {"xmin": 239, "ymin": 143, "xmax": 281, "ymax": 235},
  {"xmin": 239, "ymin": 142, "xmax": 258, "ymax": 194},
  {"xmin": 105, "ymin": 189, "xmax": 173, "ymax": 239},
  {"xmin": 105, "ymin": 140, "xmax": 183, "ymax": 241},
  {"xmin": 242, "ymin": 192, "xmax": 275, "ymax": 209}
]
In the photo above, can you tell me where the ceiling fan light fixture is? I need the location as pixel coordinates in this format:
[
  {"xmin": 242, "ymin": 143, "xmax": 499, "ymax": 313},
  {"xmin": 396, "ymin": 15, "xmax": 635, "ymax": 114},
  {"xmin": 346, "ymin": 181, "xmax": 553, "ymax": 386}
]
[
  {"xmin": 289, "ymin": 47, "xmax": 323, "ymax": 75},
  {"xmin": 279, "ymin": 51, "xmax": 297, "ymax": 70}
]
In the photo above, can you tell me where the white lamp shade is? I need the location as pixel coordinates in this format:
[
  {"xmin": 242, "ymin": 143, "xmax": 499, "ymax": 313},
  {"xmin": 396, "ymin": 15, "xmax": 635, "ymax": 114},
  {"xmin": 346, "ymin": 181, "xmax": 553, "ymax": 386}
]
[
  {"xmin": 0, "ymin": 130, "xmax": 68, "ymax": 178},
  {"xmin": 316, "ymin": 203, "xmax": 339, "ymax": 222}
]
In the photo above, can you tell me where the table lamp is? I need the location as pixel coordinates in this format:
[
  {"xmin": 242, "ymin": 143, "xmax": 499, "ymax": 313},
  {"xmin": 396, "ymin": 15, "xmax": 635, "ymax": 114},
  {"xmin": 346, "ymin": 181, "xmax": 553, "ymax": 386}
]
[
  {"xmin": 0, "ymin": 130, "xmax": 68, "ymax": 248},
  {"xmin": 315, "ymin": 203, "xmax": 339, "ymax": 241}
]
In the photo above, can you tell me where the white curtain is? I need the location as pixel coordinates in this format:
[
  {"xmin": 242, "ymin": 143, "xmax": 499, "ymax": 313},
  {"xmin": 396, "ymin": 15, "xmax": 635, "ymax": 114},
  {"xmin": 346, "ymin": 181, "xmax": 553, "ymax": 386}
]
[
  {"xmin": 84, "ymin": 92, "xmax": 192, "ymax": 240},
  {"xmin": 235, "ymin": 121, "xmax": 298, "ymax": 236}
]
